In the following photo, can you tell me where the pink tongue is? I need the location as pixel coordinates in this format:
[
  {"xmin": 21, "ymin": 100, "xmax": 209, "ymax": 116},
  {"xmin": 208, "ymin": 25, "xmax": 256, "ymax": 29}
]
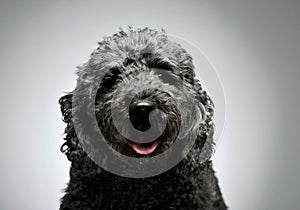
[{"xmin": 129, "ymin": 141, "xmax": 159, "ymax": 155}]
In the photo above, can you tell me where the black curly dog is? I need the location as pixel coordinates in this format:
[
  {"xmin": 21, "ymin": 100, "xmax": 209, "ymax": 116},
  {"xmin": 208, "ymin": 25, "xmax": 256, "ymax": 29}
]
[{"xmin": 59, "ymin": 27, "xmax": 227, "ymax": 210}]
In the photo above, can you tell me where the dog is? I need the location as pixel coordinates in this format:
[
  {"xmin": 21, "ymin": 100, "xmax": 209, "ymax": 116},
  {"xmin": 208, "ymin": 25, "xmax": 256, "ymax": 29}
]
[{"xmin": 59, "ymin": 27, "xmax": 227, "ymax": 210}]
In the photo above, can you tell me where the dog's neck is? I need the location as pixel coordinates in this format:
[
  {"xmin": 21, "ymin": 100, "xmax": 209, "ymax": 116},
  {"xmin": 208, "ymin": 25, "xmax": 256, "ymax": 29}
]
[{"xmin": 65, "ymin": 156, "xmax": 220, "ymax": 209}]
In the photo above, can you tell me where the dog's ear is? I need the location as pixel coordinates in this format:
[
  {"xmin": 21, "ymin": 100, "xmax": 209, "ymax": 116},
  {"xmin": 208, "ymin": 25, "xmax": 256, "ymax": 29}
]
[
  {"xmin": 59, "ymin": 93, "xmax": 82, "ymax": 161},
  {"xmin": 194, "ymin": 80, "xmax": 215, "ymax": 163},
  {"xmin": 59, "ymin": 93, "xmax": 73, "ymax": 124}
]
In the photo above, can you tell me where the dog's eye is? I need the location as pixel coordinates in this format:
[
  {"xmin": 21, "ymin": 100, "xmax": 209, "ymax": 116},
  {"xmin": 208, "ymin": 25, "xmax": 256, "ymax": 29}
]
[
  {"xmin": 123, "ymin": 58, "xmax": 135, "ymax": 66},
  {"xmin": 100, "ymin": 68, "xmax": 121, "ymax": 92}
]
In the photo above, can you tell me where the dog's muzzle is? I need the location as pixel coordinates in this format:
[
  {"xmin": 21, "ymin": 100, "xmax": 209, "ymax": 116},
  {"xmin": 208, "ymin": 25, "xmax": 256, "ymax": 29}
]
[{"xmin": 127, "ymin": 99, "xmax": 166, "ymax": 155}]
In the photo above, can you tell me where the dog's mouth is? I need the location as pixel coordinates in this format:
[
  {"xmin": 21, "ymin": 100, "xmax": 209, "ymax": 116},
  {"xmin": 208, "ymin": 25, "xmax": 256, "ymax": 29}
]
[{"xmin": 128, "ymin": 140, "xmax": 160, "ymax": 155}]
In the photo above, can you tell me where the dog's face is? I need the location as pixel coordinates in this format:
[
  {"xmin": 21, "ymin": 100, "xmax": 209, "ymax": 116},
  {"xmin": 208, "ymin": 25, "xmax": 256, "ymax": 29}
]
[
  {"xmin": 96, "ymin": 64, "xmax": 182, "ymax": 158},
  {"xmin": 59, "ymin": 28, "xmax": 214, "ymax": 164}
]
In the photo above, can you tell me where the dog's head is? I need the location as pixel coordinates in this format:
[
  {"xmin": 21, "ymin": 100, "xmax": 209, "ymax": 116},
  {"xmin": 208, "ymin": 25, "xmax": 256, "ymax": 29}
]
[{"xmin": 59, "ymin": 27, "xmax": 214, "ymax": 166}]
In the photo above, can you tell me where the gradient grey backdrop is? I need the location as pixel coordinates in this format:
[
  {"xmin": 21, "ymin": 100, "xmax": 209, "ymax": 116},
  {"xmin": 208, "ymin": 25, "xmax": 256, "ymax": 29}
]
[{"xmin": 0, "ymin": 0, "xmax": 299, "ymax": 209}]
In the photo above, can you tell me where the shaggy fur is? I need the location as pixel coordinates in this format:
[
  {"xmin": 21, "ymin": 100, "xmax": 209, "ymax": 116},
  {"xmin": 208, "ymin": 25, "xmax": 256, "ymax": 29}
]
[{"xmin": 59, "ymin": 27, "xmax": 227, "ymax": 210}]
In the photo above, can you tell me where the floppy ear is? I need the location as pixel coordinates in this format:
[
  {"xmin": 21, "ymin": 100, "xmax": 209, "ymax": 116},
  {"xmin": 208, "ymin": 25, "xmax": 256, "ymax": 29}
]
[
  {"xmin": 194, "ymin": 79, "xmax": 215, "ymax": 163},
  {"xmin": 59, "ymin": 92, "xmax": 82, "ymax": 161},
  {"xmin": 59, "ymin": 93, "xmax": 73, "ymax": 124}
]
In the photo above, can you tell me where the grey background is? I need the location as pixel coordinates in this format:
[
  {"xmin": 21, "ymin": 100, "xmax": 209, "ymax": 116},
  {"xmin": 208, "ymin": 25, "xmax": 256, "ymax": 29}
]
[{"xmin": 0, "ymin": 0, "xmax": 299, "ymax": 209}]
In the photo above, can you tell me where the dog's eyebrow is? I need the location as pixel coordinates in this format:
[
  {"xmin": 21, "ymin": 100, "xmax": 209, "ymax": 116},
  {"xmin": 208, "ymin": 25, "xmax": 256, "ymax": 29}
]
[
  {"xmin": 147, "ymin": 59, "xmax": 174, "ymax": 71},
  {"xmin": 122, "ymin": 55, "xmax": 174, "ymax": 72}
]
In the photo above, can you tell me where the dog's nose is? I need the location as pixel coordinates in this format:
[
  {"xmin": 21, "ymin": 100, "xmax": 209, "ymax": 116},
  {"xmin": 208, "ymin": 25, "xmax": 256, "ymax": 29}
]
[
  {"xmin": 135, "ymin": 102, "xmax": 153, "ymax": 113},
  {"xmin": 129, "ymin": 101, "xmax": 155, "ymax": 131},
  {"xmin": 137, "ymin": 101, "xmax": 151, "ymax": 107}
]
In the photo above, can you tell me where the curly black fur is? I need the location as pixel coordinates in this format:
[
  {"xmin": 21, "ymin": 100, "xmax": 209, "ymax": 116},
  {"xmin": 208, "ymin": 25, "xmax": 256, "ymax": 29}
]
[{"xmin": 59, "ymin": 27, "xmax": 227, "ymax": 210}]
